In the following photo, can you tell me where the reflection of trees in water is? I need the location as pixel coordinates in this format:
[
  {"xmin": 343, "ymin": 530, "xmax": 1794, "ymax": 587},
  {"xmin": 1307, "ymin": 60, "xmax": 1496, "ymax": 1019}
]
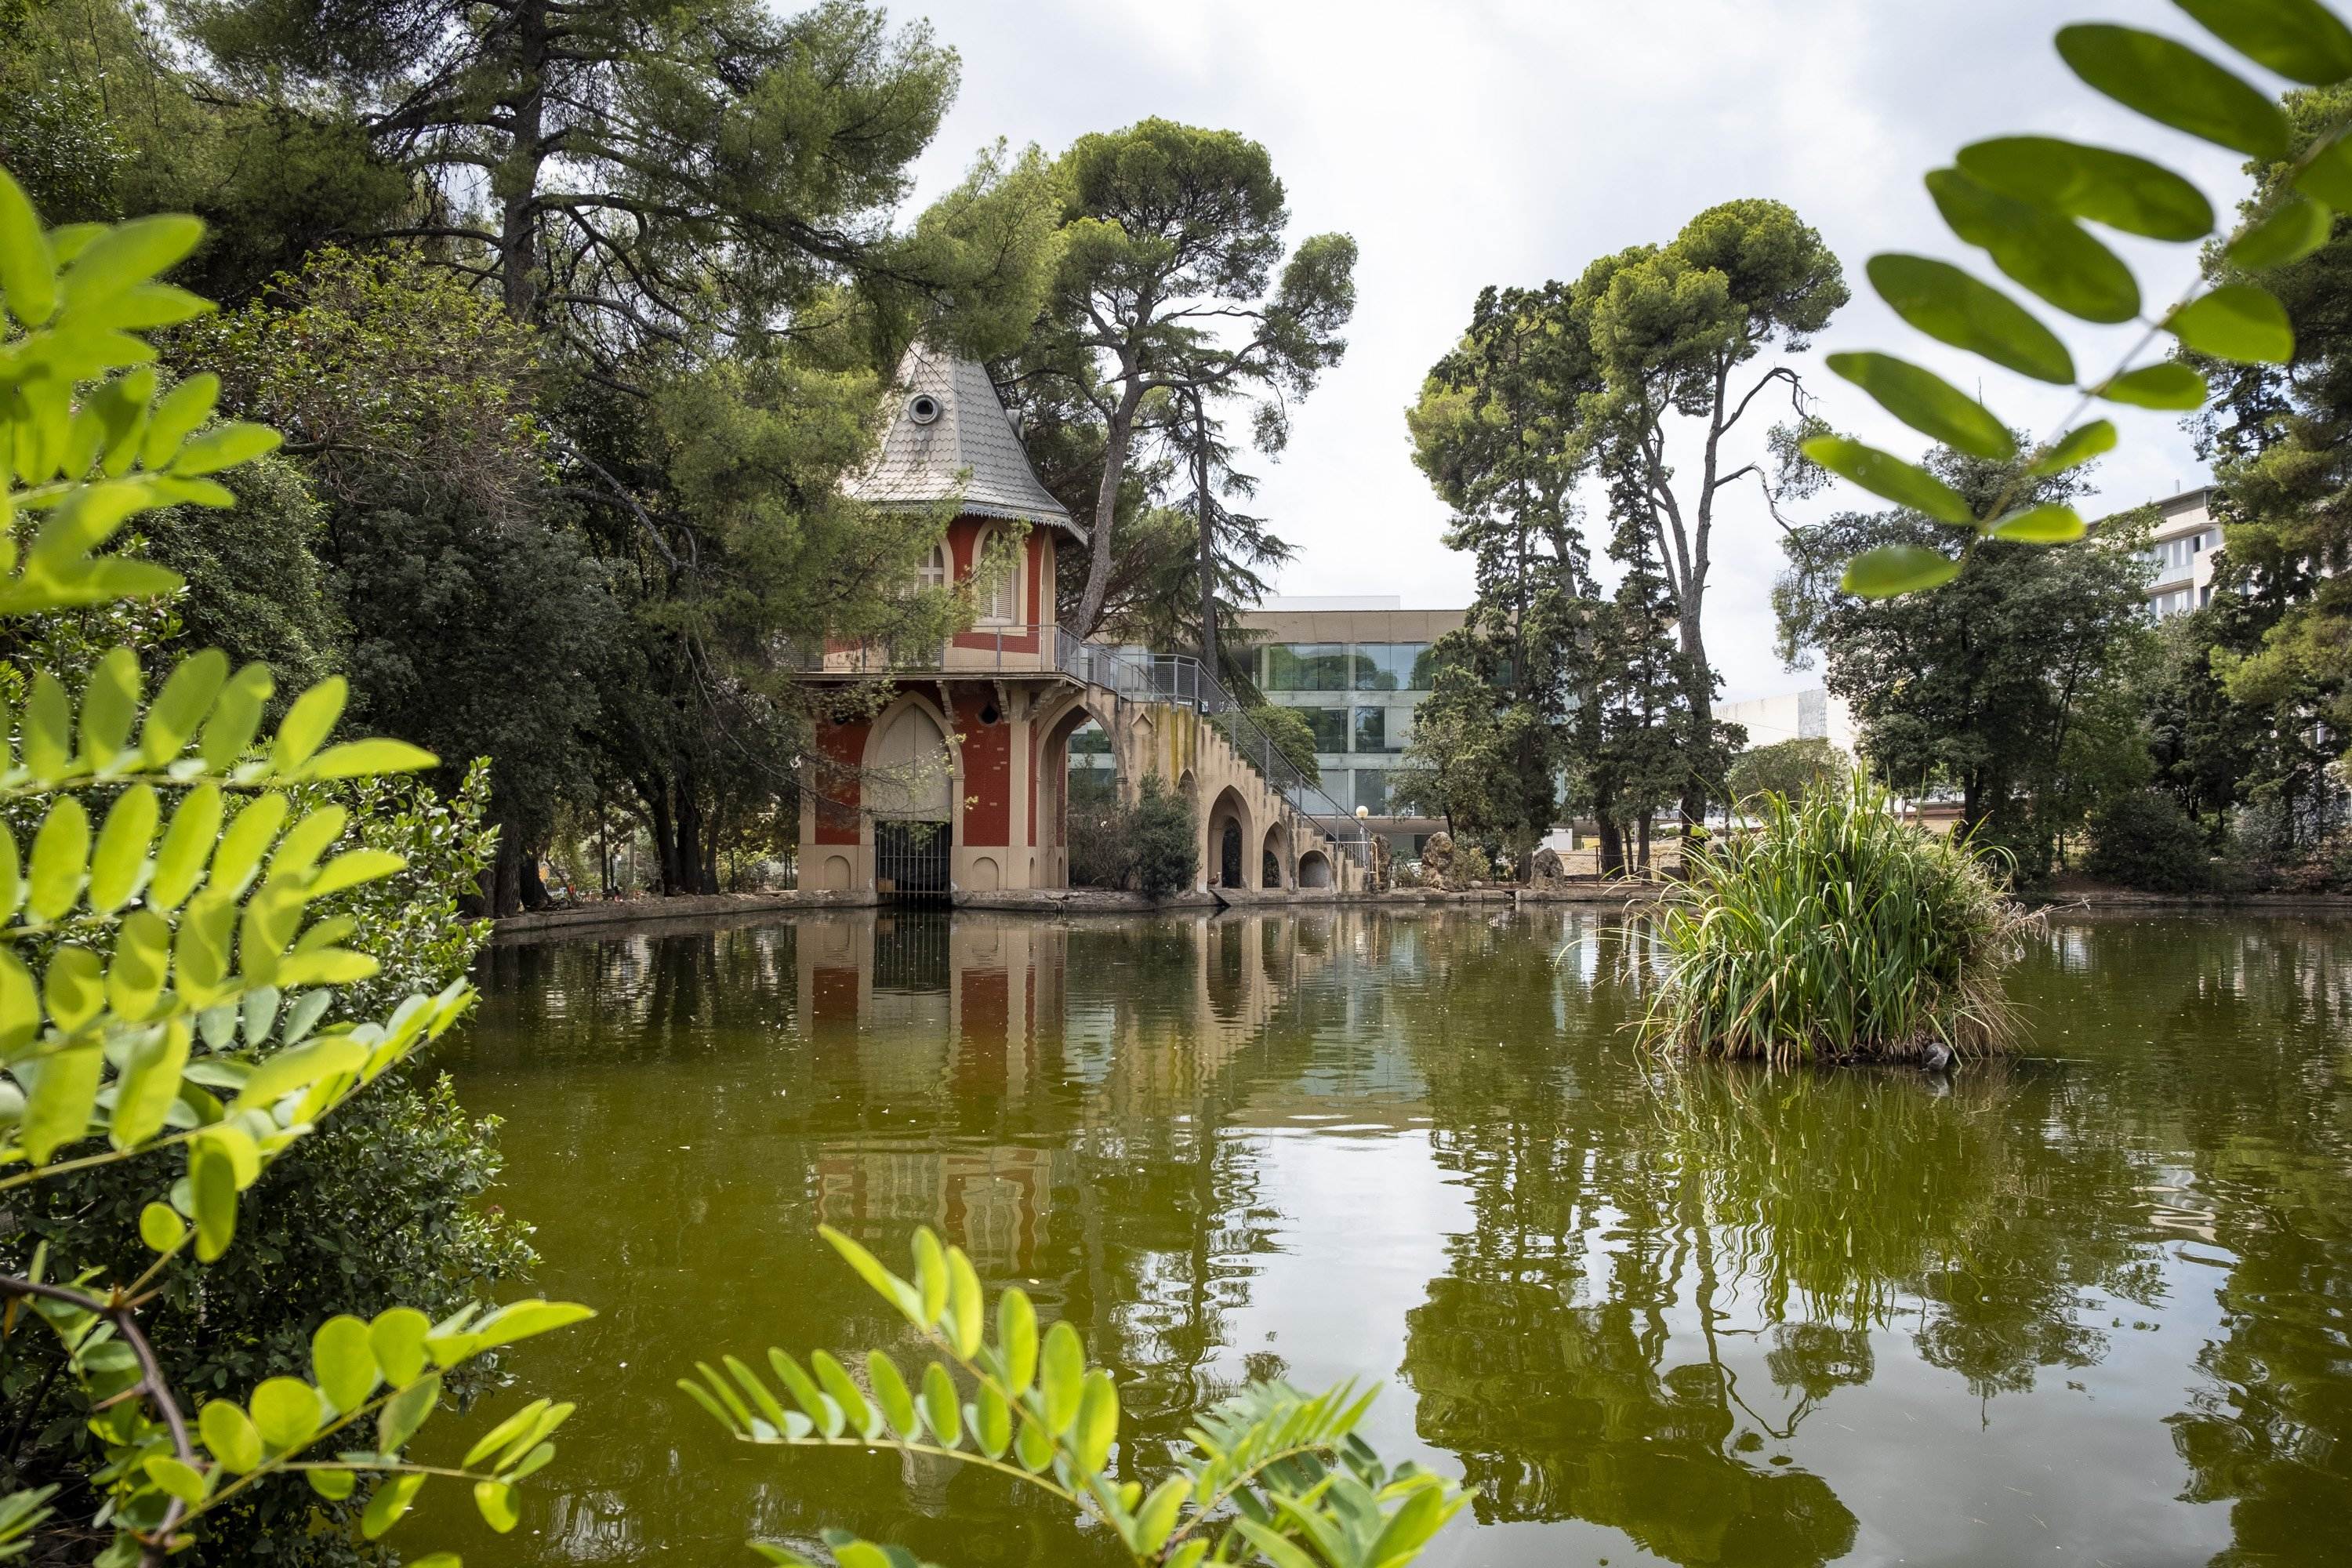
[{"xmin": 1391, "ymin": 913, "xmax": 2174, "ymax": 1567}]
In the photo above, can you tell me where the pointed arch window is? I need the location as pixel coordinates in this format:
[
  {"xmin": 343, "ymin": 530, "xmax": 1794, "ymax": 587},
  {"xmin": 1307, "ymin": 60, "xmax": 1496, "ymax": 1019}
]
[
  {"xmin": 916, "ymin": 543, "xmax": 948, "ymax": 594},
  {"xmin": 975, "ymin": 528, "xmax": 1020, "ymax": 624}
]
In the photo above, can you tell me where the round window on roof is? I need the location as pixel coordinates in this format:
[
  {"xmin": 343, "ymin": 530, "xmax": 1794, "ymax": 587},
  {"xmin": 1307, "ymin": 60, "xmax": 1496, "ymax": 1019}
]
[{"xmin": 907, "ymin": 392, "xmax": 943, "ymax": 426}]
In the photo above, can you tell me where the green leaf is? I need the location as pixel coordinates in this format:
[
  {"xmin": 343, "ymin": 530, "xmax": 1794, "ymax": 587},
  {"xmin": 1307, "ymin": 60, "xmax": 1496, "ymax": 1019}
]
[
  {"xmin": 465, "ymin": 1298, "xmax": 594, "ymax": 1350},
  {"xmin": 1013, "ymin": 1415, "xmax": 1053, "ymax": 1472},
  {"xmin": 0, "ymin": 951, "xmax": 38, "ymax": 1056},
  {"xmin": 2056, "ymin": 24, "xmax": 2291, "ymax": 158},
  {"xmin": 812, "ymin": 1352, "xmax": 875, "ymax": 1438},
  {"xmin": 251, "ymin": 1376, "xmax": 326, "ymax": 1454},
  {"xmin": 867, "ymin": 1352, "xmax": 917, "ymax": 1439},
  {"xmin": 2229, "ymin": 194, "xmax": 2334, "ymax": 268},
  {"xmin": 1799, "ymin": 436, "xmax": 1975, "ymax": 524},
  {"xmin": 376, "ymin": 1372, "xmax": 442, "ymax": 1454},
  {"xmin": 149, "ymin": 784, "xmax": 223, "ymax": 912},
  {"xmin": 139, "ymin": 1200, "xmax": 186, "ymax": 1252},
  {"xmin": 2029, "ymin": 421, "xmax": 2118, "ymax": 477},
  {"xmin": 1824, "ymin": 352, "xmax": 2013, "ymax": 460},
  {"xmin": 474, "ymin": 1479, "xmax": 520, "ymax": 1534},
  {"xmin": 945, "ymin": 1247, "xmax": 983, "ymax": 1359},
  {"xmin": 919, "ymin": 1362, "xmax": 960, "ymax": 1448},
  {"xmin": 2099, "ymin": 362, "xmax": 2212, "ymax": 410},
  {"xmin": 2296, "ymin": 135, "xmax": 2352, "ymax": 206},
  {"xmin": 22, "ymin": 673, "xmax": 70, "ymax": 782},
  {"xmin": 996, "ymin": 1288, "xmax": 1038, "ymax": 1394},
  {"xmin": 1134, "ymin": 1475, "xmax": 1192, "ymax": 1555},
  {"xmin": 230, "ymin": 1035, "xmax": 368, "ymax": 1111},
  {"xmin": 1040, "ymin": 1321, "xmax": 1084, "ymax": 1430},
  {"xmin": 361, "ymin": 1472, "xmax": 426, "ymax": 1540},
  {"xmin": 1988, "ymin": 504, "xmax": 2089, "ymax": 543},
  {"xmin": 314, "ymin": 1316, "xmax": 380, "ymax": 1415},
  {"xmin": 58, "ymin": 216, "xmax": 204, "ymax": 309},
  {"xmin": 17, "ymin": 1044, "xmax": 101, "ymax": 1163},
  {"xmin": 1926, "ymin": 168, "xmax": 2140, "ymax": 322},
  {"xmin": 24, "ymin": 797, "xmax": 89, "ymax": 922},
  {"xmin": 1955, "ymin": 136, "xmax": 2213, "ymax": 241},
  {"xmin": 78, "ymin": 647, "xmax": 139, "ymax": 771},
  {"xmin": 912, "ymin": 1228, "xmax": 949, "ymax": 1327},
  {"xmin": 89, "ymin": 784, "xmax": 158, "ymax": 913},
  {"xmin": 371, "ymin": 1308, "xmax": 433, "ymax": 1385},
  {"xmin": 973, "ymin": 1382, "xmax": 1011, "ymax": 1458},
  {"xmin": 191, "ymin": 1138, "xmax": 237, "ymax": 1261},
  {"xmin": 169, "ymin": 422, "xmax": 281, "ymax": 477},
  {"xmin": 198, "ymin": 662, "xmax": 275, "ymax": 772},
  {"xmin": 2172, "ymin": 0, "xmax": 2352, "ymax": 85},
  {"xmin": 0, "ymin": 169, "xmax": 58, "ymax": 328},
  {"xmin": 209, "ymin": 791, "xmax": 289, "ymax": 895},
  {"xmin": 1073, "ymin": 1370, "xmax": 1118, "ymax": 1472},
  {"xmin": 464, "ymin": 1399, "xmax": 552, "ymax": 1469},
  {"xmin": 270, "ymin": 677, "xmax": 348, "ymax": 776},
  {"xmin": 307, "ymin": 1468, "xmax": 356, "ymax": 1501},
  {"xmin": 1867, "ymin": 255, "xmax": 2075, "ymax": 383},
  {"xmin": 140, "ymin": 375, "xmax": 219, "ymax": 471},
  {"xmin": 198, "ymin": 1399, "xmax": 261, "ymax": 1475},
  {"xmin": 1842, "ymin": 546, "xmax": 1961, "ymax": 598},
  {"xmin": 818, "ymin": 1224, "xmax": 925, "ymax": 1324},
  {"xmin": 144, "ymin": 1456, "xmax": 209, "ymax": 1505},
  {"xmin": 110, "ymin": 1022, "xmax": 187, "ymax": 1149},
  {"xmin": 42, "ymin": 946, "xmax": 103, "ymax": 1035},
  {"xmin": 2169, "ymin": 284, "xmax": 2296, "ymax": 362},
  {"xmin": 140, "ymin": 648, "xmax": 227, "ymax": 766},
  {"xmin": 297, "ymin": 738, "xmax": 438, "ymax": 781}
]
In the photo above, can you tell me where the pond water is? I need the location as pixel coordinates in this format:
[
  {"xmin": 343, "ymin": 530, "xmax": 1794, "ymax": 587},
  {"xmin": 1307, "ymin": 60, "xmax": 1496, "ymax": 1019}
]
[{"xmin": 427, "ymin": 909, "xmax": 2352, "ymax": 1567}]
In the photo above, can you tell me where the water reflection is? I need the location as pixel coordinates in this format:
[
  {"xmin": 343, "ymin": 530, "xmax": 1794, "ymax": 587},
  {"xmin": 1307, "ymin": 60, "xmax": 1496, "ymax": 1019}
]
[{"xmin": 444, "ymin": 911, "xmax": 2352, "ymax": 1567}]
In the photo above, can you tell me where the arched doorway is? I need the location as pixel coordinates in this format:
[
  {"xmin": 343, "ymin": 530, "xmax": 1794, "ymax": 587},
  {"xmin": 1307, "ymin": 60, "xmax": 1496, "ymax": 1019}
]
[
  {"xmin": 868, "ymin": 702, "xmax": 953, "ymax": 901},
  {"xmin": 1204, "ymin": 786, "xmax": 1254, "ymax": 891},
  {"xmin": 1298, "ymin": 848, "xmax": 1334, "ymax": 888},
  {"xmin": 1261, "ymin": 823, "xmax": 1289, "ymax": 890},
  {"xmin": 1040, "ymin": 699, "xmax": 1120, "ymax": 889}
]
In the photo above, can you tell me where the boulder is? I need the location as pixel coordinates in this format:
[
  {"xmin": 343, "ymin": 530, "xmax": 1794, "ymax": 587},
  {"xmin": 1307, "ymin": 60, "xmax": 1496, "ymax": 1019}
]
[
  {"xmin": 1370, "ymin": 833, "xmax": 1395, "ymax": 893},
  {"xmin": 1531, "ymin": 845, "xmax": 1568, "ymax": 887},
  {"xmin": 1421, "ymin": 831, "xmax": 1457, "ymax": 891}
]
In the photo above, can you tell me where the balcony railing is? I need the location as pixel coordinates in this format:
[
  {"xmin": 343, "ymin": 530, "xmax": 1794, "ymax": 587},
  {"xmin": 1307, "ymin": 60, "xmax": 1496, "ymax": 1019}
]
[{"xmin": 795, "ymin": 625, "xmax": 1374, "ymax": 869}]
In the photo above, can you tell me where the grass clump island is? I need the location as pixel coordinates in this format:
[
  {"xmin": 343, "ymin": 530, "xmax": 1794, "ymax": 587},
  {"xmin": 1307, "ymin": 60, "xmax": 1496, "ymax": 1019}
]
[{"xmin": 1643, "ymin": 773, "xmax": 2034, "ymax": 1066}]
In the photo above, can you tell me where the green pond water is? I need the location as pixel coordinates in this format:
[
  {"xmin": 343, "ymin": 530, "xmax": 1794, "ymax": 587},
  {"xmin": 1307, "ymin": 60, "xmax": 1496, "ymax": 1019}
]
[{"xmin": 426, "ymin": 908, "xmax": 2352, "ymax": 1567}]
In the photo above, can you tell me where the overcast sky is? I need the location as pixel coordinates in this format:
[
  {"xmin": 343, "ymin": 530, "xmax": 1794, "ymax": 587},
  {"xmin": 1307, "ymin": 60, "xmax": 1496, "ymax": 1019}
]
[{"xmin": 895, "ymin": 0, "xmax": 2269, "ymax": 702}]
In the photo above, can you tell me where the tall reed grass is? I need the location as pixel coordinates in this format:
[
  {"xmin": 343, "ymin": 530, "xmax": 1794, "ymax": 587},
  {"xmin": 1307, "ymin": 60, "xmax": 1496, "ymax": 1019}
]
[{"xmin": 1642, "ymin": 772, "xmax": 2033, "ymax": 1065}]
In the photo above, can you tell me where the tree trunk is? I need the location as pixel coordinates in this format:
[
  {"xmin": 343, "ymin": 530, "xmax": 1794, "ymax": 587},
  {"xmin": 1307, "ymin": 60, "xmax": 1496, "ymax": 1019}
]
[
  {"xmin": 1075, "ymin": 376, "xmax": 1148, "ymax": 636},
  {"xmin": 488, "ymin": 829, "xmax": 524, "ymax": 917},
  {"xmin": 1598, "ymin": 814, "xmax": 1625, "ymax": 877},
  {"xmin": 1195, "ymin": 391, "xmax": 1218, "ymax": 677},
  {"xmin": 1638, "ymin": 813, "xmax": 1652, "ymax": 873},
  {"xmin": 497, "ymin": 0, "xmax": 549, "ymax": 324}
]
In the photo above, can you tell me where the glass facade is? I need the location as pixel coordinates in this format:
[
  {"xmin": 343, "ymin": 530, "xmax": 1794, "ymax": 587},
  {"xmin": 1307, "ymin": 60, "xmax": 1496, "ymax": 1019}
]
[
  {"xmin": 1264, "ymin": 642, "xmax": 1433, "ymax": 692},
  {"xmin": 1352, "ymin": 706, "xmax": 1397, "ymax": 753},
  {"xmin": 1352, "ymin": 768, "xmax": 1389, "ymax": 813}
]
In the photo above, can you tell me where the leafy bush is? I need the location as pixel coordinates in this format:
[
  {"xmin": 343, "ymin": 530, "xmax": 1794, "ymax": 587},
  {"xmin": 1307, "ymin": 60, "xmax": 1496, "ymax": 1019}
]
[
  {"xmin": 1455, "ymin": 843, "xmax": 1493, "ymax": 886},
  {"xmin": 2086, "ymin": 790, "xmax": 2212, "ymax": 892},
  {"xmin": 1212, "ymin": 703, "xmax": 1319, "ymax": 786},
  {"xmin": 0, "ymin": 169, "xmax": 586, "ymax": 1566},
  {"xmin": 687, "ymin": 1224, "xmax": 1468, "ymax": 1568},
  {"xmin": 1644, "ymin": 772, "xmax": 2032, "ymax": 1065},
  {"xmin": 1132, "ymin": 774, "xmax": 1200, "ymax": 898},
  {"xmin": 1726, "ymin": 738, "xmax": 1845, "ymax": 807}
]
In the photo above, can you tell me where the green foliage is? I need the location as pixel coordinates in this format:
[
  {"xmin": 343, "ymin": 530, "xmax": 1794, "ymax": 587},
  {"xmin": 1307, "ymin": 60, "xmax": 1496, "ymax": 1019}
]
[
  {"xmin": 688, "ymin": 1223, "xmax": 1468, "ymax": 1568},
  {"xmin": 1776, "ymin": 452, "xmax": 2157, "ymax": 866},
  {"xmin": 1726, "ymin": 739, "xmax": 1846, "ymax": 808},
  {"xmin": 1645, "ymin": 773, "xmax": 2032, "ymax": 1065},
  {"xmin": 2086, "ymin": 789, "xmax": 2212, "ymax": 893},
  {"xmin": 0, "ymin": 168, "xmax": 587, "ymax": 1565},
  {"xmin": 1214, "ymin": 704, "xmax": 1319, "ymax": 786},
  {"xmin": 1062, "ymin": 773, "xmax": 1198, "ymax": 897},
  {"xmin": 1805, "ymin": 0, "xmax": 2352, "ymax": 595}
]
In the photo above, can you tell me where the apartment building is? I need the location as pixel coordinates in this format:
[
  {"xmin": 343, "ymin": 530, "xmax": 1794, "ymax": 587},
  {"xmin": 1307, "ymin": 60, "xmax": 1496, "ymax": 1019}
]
[
  {"xmin": 2141, "ymin": 486, "xmax": 2221, "ymax": 620},
  {"xmin": 1232, "ymin": 597, "xmax": 1468, "ymax": 852}
]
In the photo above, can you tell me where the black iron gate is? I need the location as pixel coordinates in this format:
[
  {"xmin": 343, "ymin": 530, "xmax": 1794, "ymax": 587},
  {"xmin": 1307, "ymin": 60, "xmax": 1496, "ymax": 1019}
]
[{"xmin": 876, "ymin": 820, "xmax": 952, "ymax": 902}]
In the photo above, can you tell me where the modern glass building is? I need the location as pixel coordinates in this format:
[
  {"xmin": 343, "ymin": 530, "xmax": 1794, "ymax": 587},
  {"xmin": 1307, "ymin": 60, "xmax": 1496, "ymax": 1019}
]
[{"xmin": 1232, "ymin": 597, "xmax": 1468, "ymax": 852}]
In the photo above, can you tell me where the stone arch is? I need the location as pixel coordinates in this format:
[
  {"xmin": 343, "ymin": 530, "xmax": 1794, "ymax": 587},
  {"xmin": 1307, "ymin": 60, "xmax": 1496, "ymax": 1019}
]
[
  {"xmin": 1298, "ymin": 848, "xmax": 1334, "ymax": 889},
  {"xmin": 862, "ymin": 695, "xmax": 959, "ymax": 899},
  {"xmin": 1205, "ymin": 785, "xmax": 1255, "ymax": 891},
  {"xmin": 1036, "ymin": 692, "xmax": 1122, "ymax": 889},
  {"xmin": 1261, "ymin": 821, "xmax": 1290, "ymax": 890}
]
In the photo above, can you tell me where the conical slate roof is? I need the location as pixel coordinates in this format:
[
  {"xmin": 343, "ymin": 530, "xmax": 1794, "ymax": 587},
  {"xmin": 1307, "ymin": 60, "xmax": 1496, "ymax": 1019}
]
[{"xmin": 844, "ymin": 346, "xmax": 1083, "ymax": 540}]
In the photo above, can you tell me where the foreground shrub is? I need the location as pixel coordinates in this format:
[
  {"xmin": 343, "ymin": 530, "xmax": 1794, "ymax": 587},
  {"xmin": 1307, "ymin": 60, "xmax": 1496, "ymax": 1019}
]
[
  {"xmin": 2086, "ymin": 790, "xmax": 2211, "ymax": 893},
  {"xmin": 688, "ymin": 1225, "xmax": 1467, "ymax": 1568},
  {"xmin": 1132, "ymin": 774, "xmax": 1200, "ymax": 897},
  {"xmin": 1643, "ymin": 773, "xmax": 2031, "ymax": 1065}
]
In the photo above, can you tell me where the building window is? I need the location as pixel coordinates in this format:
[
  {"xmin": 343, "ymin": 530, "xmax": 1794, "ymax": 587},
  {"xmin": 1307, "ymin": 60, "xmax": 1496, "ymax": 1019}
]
[
  {"xmin": 1353, "ymin": 706, "xmax": 1399, "ymax": 753},
  {"xmin": 1353, "ymin": 768, "xmax": 1388, "ymax": 814},
  {"xmin": 1265, "ymin": 643, "xmax": 1350, "ymax": 691},
  {"xmin": 1297, "ymin": 706, "xmax": 1348, "ymax": 752},
  {"xmin": 1352, "ymin": 643, "xmax": 1429, "ymax": 691},
  {"xmin": 975, "ymin": 529, "xmax": 1018, "ymax": 623},
  {"xmin": 916, "ymin": 544, "xmax": 947, "ymax": 593}
]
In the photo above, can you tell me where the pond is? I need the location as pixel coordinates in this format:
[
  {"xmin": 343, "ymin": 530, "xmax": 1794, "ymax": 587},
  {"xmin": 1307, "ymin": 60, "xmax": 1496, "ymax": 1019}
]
[{"xmin": 427, "ymin": 908, "xmax": 2352, "ymax": 1567}]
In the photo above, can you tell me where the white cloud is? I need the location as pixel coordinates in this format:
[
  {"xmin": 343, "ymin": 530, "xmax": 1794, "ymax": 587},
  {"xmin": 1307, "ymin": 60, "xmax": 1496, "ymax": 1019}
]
[{"xmin": 897, "ymin": 0, "xmax": 2274, "ymax": 699}]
